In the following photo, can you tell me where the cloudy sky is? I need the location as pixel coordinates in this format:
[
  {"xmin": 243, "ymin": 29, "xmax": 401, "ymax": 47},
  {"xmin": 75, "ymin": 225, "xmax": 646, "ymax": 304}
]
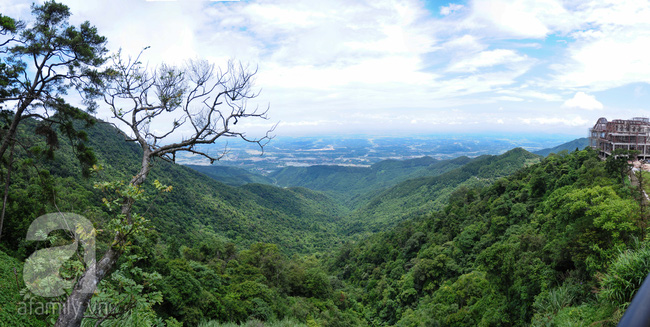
[{"xmin": 3, "ymin": 0, "xmax": 650, "ymax": 138}]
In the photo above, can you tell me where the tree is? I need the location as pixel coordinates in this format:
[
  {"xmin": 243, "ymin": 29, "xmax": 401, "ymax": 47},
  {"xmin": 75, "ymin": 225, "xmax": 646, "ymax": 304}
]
[
  {"xmin": 0, "ymin": 1, "xmax": 107, "ymax": 157},
  {"xmin": 0, "ymin": 13, "xmax": 22, "ymax": 100},
  {"xmin": 0, "ymin": 1, "xmax": 107, "ymax": 240},
  {"xmin": 54, "ymin": 51, "xmax": 274, "ymax": 326},
  {"xmin": 633, "ymin": 168, "xmax": 648, "ymax": 233},
  {"xmin": 606, "ymin": 149, "xmax": 637, "ymax": 182}
]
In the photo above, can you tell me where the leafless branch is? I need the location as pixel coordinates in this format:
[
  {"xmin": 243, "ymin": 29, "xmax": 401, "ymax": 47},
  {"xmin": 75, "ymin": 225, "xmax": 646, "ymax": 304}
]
[{"xmin": 102, "ymin": 51, "xmax": 275, "ymax": 166}]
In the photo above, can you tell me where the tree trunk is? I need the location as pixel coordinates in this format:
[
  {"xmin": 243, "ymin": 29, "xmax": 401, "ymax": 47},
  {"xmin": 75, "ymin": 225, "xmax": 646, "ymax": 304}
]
[
  {"xmin": 0, "ymin": 141, "xmax": 15, "ymax": 242},
  {"xmin": 0, "ymin": 99, "xmax": 32, "ymax": 160},
  {"xmin": 53, "ymin": 247, "xmax": 120, "ymax": 327},
  {"xmin": 54, "ymin": 151, "xmax": 152, "ymax": 327}
]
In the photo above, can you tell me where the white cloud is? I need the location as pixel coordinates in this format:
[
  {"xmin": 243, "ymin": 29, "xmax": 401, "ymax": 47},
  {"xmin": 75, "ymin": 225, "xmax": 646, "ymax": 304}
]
[
  {"xmin": 497, "ymin": 89, "xmax": 563, "ymax": 102},
  {"xmin": 492, "ymin": 96, "xmax": 524, "ymax": 102},
  {"xmin": 3, "ymin": 0, "xmax": 650, "ymax": 136},
  {"xmin": 62, "ymin": 0, "xmax": 206, "ymax": 64},
  {"xmin": 447, "ymin": 49, "xmax": 529, "ymax": 72},
  {"xmin": 468, "ymin": 0, "xmax": 573, "ymax": 38},
  {"xmin": 440, "ymin": 4, "xmax": 464, "ymax": 16},
  {"xmin": 563, "ymin": 92, "xmax": 604, "ymax": 110},
  {"xmin": 538, "ymin": 1, "xmax": 650, "ymax": 90},
  {"xmin": 635, "ymin": 85, "xmax": 646, "ymax": 98},
  {"xmin": 552, "ymin": 28, "xmax": 650, "ymax": 90},
  {"xmin": 520, "ymin": 116, "xmax": 589, "ymax": 127},
  {"xmin": 0, "ymin": 0, "xmax": 29, "ymax": 18},
  {"xmin": 441, "ymin": 34, "xmax": 485, "ymax": 54}
]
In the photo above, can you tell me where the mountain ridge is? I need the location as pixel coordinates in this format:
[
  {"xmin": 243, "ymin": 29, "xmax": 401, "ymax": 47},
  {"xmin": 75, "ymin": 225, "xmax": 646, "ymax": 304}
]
[
  {"xmin": 533, "ymin": 137, "xmax": 590, "ymax": 157},
  {"xmin": 1, "ymin": 119, "xmax": 348, "ymax": 254},
  {"xmin": 342, "ymin": 147, "xmax": 541, "ymax": 235}
]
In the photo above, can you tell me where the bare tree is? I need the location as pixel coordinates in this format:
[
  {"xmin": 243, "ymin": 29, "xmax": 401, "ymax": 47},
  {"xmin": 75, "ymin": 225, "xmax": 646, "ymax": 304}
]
[{"xmin": 54, "ymin": 51, "xmax": 274, "ymax": 327}]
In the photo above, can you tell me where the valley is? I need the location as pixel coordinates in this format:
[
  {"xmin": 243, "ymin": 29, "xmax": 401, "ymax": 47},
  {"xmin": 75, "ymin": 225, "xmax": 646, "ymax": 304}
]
[
  {"xmin": 0, "ymin": 118, "xmax": 639, "ymax": 327},
  {"xmin": 176, "ymin": 134, "xmax": 581, "ymax": 172}
]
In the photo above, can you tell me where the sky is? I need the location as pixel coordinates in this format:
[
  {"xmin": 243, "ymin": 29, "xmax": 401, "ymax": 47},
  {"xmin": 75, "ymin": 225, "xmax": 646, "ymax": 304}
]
[{"xmin": 3, "ymin": 0, "xmax": 650, "ymax": 139}]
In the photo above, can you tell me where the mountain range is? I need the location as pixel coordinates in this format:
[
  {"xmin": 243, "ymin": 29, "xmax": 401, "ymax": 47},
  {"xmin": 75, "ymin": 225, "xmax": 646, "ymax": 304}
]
[{"xmin": 3, "ymin": 120, "xmax": 625, "ymax": 327}]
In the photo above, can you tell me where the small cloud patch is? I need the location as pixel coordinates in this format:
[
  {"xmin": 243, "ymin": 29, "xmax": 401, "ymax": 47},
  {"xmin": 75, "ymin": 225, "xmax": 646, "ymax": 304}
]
[
  {"xmin": 440, "ymin": 4, "xmax": 464, "ymax": 16},
  {"xmin": 562, "ymin": 92, "xmax": 603, "ymax": 110}
]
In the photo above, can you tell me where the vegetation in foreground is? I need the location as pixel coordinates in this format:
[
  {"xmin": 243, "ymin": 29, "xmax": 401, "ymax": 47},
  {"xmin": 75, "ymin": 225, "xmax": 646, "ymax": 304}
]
[{"xmin": 329, "ymin": 148, "xmax": 644, "ymax": 326}]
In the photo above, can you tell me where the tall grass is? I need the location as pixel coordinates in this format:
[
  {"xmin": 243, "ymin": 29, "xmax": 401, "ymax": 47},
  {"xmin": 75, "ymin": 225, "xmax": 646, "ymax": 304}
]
[{"xmin": 599, "ymin": 244, "xmax": 650, "ymax": 307}]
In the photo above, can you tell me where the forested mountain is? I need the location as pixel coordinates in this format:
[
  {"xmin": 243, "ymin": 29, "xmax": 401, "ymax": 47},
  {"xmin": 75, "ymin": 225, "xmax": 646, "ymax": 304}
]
[
  {"xmin": 328, "ymin": 148, "xmax": 644, "ymax": 326},
  {"xmin": 0, "ymin": 119, "xmax": 348, "ymax": 255},
  {"xmin": 0, "ymin": 118, "xmax": 363, "ymax": 325},
  {"xmin": 341, "ymin": 148, "xmax": 540, "ymax": 236},
  {"xmin": 533, "ymin": 137, "xmax": 590, "ymax": 157},
  {"xmin": 1, "ymin": 117, "xmax": 645, "ymax": 326},
  {"xmin": 184, "ymin": 165, "xmax": 274, "ymax": 186},
  {"xmin": 190, "ymin": 150, "xmax": 540, "ymax": 238},
  {"xmin": 0, "ymin": 251, "xmax": 44, "ymax": 326},
  {"xmin": 268, "ymin": 156, "xmax": 471, "ymax": 207},
  {"xmin": 3, "ymin": 1, "xmax": 645, "ymax": 326}
]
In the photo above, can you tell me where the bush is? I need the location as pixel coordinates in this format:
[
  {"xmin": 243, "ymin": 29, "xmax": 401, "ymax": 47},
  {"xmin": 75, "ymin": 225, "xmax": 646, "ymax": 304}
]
[{"xmin": 599, "ymin": 245, "xmax": 650, "ymax": 307}]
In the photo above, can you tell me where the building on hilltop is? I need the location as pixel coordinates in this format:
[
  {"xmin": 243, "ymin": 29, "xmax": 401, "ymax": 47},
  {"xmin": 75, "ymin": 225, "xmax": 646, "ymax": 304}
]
[{"xmin": 589, "ymin": 117, "xmax": 650, "ymax": 160}]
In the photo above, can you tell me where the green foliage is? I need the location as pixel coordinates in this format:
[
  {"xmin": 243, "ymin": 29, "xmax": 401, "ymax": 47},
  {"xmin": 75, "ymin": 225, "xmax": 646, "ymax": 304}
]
[
  {"xmin": 0, "ymin": 13, "xmax": 18, "ymax": 34},
  {"xmin": 186, "ymin": 165, "xmax": 274, "ymax": 187},
  {"xmin": 605, "ymin": 149, "xmax": 636, "ymax": 182},
  {"xmin": 556, "ymin": 303, "xmax": 620, "ymax": 326},
  {"xmin": 0, "ymin": 0, "xmax": 107, "ymax": 177},
  {"xmin": 533, "ymin": 284, "xmax": 578, "ymax": 316},
  {"xmin": 269, "ymin": 155, "xmax": 469, "ymax": 209},
  {"xmin": 599, "ymin": 242, "xmax": 650, "ymax": 308},
  {"xmin": 330, "ymin": 148, "xmax": 639, "ymax": 326},
  {"xmin": 14, "ymin": 0, "xmax": 107, "ymax": 68},
  {"xmin": 344, "ymin": 147, "xmax": 540, "ymax": 236},
  {"xmin": 542, "ymin": 185, "xmax": 638, "ymax": 274},
  {"xmin": 82, "ymin": 253, "xmax": 165, "ymax": 327},
  {"xmin": 531, "ymin": 302, "xmax": 619, "ymax": 327},
  {"xmin": 3, "ymin": 114, "xmax": 645, "ymax": 326},
  {"xmin": 1, "ymin": 118, "xmax": 351, "ymax": 255},
  {"xmin": 152, "ymin": 241, "xmax": 361, "ymax": 326},
  {"xmin": 0, "ymin": 118, "xmax": 367, "ymax": 325},
  {"xmin": 0, "ymin": 250, "xmax": 46, "ymax": 326},
  {"xmin": 198, "ymin": 317, "xmax": 307, "ymax": 327}
]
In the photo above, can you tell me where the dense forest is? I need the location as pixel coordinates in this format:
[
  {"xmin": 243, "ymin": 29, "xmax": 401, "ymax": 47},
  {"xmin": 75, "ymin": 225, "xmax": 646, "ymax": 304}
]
[
  {"xmin": 1, "ymin": 2, "xmax": 647, "ymax": 327},
  {"xmin": 328, "ymin": 147, "xmax": 644, "ymax": 326},
  {"xmin": 2, "ymin": 114, "xmax": 647, "ymax": 326}
]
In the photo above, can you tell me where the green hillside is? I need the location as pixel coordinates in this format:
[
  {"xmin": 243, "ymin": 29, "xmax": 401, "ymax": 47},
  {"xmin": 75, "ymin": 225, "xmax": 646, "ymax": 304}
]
[
  {"xmin": 3, "ymin": 2, "xmax": 644, "ymax": 325},
  {"xmin": 0, "ymin": 250, "xmax": 46, "ymax": 326},
  {"xmin": 1, "ymin": 119, "xmax": 347, "ymax": 255},
  {"xmin": 534, "ymin": 137, "xmax": 590, "ymax": 157},
  {"xmin": 328, "ymin": 148, "xmax": 641, "ymax": 326},
  {"xmin": 189, "ymin": 149, "xmax": 539, "ymax": 239},
  {"xmin": 269, "ymin": 156, "xmax": 471, "ymax": 208},
  {"xmin": 344, "ymin": 148, "xmax": 541, "ymax": 235},
  {"xmin": 2, "ymin": 118, "xmax": 640, "ymax": 326},
  {"xmin": 184, "ymin": 165, "xmax": 273, "ymax": 186}
]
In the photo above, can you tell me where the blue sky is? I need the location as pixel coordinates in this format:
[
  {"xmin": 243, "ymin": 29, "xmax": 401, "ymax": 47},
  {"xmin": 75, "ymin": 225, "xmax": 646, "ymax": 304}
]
[{"xmin": 3, "ymin": 0, "xmax": 650, "ymax": 138}]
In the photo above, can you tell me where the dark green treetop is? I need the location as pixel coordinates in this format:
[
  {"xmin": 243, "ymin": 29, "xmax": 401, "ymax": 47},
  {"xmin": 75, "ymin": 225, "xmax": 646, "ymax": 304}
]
[{"xmin": 0, "ymin": 0, "xmax": 108, "ymax": 162}]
